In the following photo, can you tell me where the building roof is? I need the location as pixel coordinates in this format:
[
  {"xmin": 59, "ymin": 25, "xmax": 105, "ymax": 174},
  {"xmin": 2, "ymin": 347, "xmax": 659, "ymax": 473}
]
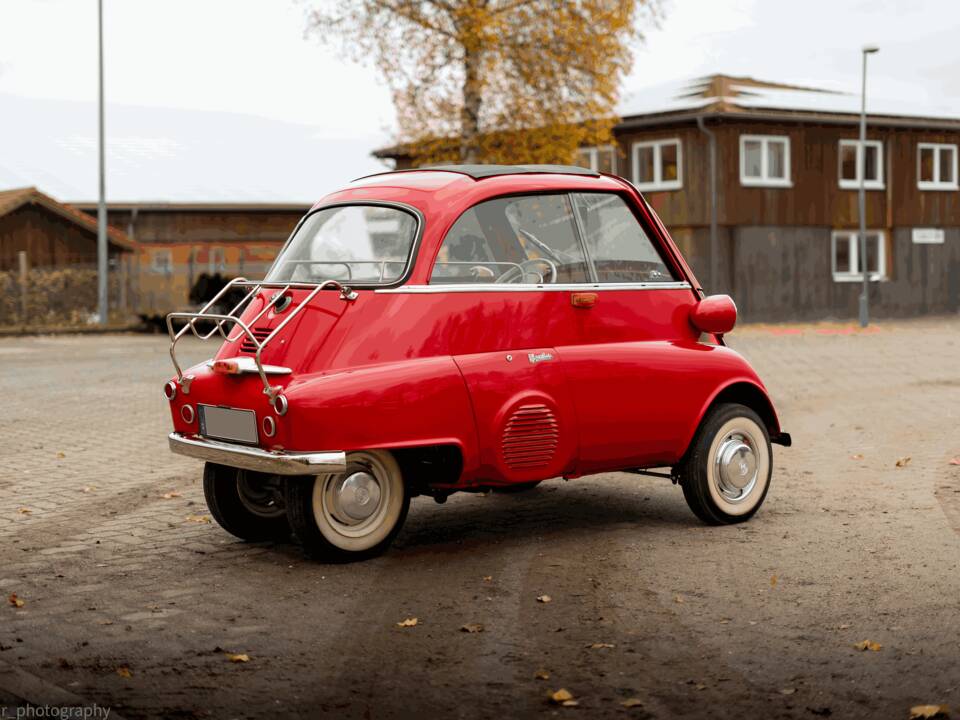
[
  {"xmin": 0, "ymin": 93, "xmax": 388, "ymax": 205},
  {"xmin": 617, "ymin": 74, "xmax": 960, "ymax": 127},
  {"xmin": 0, "ymin": 187, "xmax": 135, "ymax": 250}
]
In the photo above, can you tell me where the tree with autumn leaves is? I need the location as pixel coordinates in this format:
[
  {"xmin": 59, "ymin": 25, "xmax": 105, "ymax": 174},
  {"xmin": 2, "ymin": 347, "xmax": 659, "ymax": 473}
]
[{"xmin": 308, "ymin": 1, "xmax": 660, "ymax": 166}]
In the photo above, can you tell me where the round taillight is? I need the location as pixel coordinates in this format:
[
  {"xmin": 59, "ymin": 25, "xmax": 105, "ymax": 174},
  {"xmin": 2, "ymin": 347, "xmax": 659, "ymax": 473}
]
[
  {"xmin": 262, "ymin": 416, "xmax": 276, "ymax": 438},
  {"xmin": 163, "ymin": 380, "xmax": 177, "ymax": 401},
  {"xmin": 180, "ymin": 405, "xmax": 195, "ymax": 424},
  {"xmin": 273, "ymin": 394, "xmax": 289, "ymax": 416}
]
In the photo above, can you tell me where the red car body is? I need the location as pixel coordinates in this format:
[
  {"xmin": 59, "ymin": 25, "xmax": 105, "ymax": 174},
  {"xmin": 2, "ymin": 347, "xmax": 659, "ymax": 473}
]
[{"xmin": 165, "ymin": 165, "xmax": 789, "ymax": 558}]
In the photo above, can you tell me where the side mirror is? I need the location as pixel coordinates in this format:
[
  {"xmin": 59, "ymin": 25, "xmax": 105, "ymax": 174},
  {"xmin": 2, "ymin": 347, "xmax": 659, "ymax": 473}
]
[{"xmin": 690, "ymin": 294, "xmax": 737, "ymax": 336}]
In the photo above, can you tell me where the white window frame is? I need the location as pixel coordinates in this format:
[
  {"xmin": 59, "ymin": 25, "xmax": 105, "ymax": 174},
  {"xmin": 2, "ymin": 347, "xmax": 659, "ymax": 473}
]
[
  {"xmin": 831, "ymin": 230, "xmax": 886, "ymax": 283},
  {"xmin": 838, "ymin": 139, "xmax": 884, "ymax": 190},
  {"xmin": 208, "ymin": 247, "xmax": 226, "ymax": 274},
  {"xmin": 917, "ymin": 142, "xmax": 959, "ymax": 191},
  {"xmin": 739, "ymin": 135, "xmax": 792, "ymax": 187},
  {"xmin": 576, "ymin": 145, "xmax": 618, "ymax": 175},
  {"xmin": 631, "ymin": 138, "xmax": 682, "ymax": 192},
  {"xmin": 150, "ymin": 249, "xmax": 172, "ymax": 275}
]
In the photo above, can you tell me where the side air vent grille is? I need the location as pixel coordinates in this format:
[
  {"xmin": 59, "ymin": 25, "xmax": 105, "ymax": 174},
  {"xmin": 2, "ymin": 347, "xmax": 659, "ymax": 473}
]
[
  {"xmin": 501, "ymin": 404, "xmax": 560, "ymax": 470},
  {"xmin": 239, "ymin": 327, "xmax": 273, "ymax": 354}
]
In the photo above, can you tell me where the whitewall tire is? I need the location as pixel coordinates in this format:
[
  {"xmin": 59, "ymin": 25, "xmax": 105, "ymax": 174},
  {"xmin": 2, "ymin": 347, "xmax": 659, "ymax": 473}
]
[{"xmin": 285, "ymin": 450, "xmax": 410, "ymax": 561}]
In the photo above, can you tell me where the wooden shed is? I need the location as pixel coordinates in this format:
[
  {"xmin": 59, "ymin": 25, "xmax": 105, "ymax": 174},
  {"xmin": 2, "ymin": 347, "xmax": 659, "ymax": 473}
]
[{"xmin": 0, "ymin": 187, "xmax": 134, "ymax": 270}]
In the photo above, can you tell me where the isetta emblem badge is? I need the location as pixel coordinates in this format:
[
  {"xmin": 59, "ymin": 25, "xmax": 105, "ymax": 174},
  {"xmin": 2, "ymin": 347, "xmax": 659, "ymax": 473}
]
[{"xmin": 527, "ymin": 352, "xmax": 554, "ymax": 364}]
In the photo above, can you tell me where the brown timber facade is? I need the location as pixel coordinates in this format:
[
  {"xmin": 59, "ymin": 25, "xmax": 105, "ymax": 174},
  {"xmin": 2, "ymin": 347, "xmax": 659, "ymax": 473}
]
[{"xmin": 378, "ymin": 75, "xmax": 960, "ymax": 322}]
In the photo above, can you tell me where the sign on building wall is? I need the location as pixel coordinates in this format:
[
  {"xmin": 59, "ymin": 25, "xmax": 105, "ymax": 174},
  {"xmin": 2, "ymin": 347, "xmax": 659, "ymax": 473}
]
[{"xmin": 912, "ymin": 228, "xmax": 945, "ymax": 245}]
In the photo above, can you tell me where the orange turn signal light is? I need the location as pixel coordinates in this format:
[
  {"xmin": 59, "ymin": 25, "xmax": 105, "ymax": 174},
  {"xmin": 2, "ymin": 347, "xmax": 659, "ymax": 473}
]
[
  {"xmin": 571, "ymin": 292, "xmax": 598, "ymax": 308},
  {"xmin": 212, "ymin": 359, "xmax": 242, "ymax": 375}
]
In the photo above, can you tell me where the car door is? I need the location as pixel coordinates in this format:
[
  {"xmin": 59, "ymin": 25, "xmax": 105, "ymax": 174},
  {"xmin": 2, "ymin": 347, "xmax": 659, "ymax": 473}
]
[
  {"xmin": 559, "ymin": 192, "xmax": 703, "ymax": 474},
  {"xmin": 429, "ymin": 193, "xmax": 589, "ymax": 485}
]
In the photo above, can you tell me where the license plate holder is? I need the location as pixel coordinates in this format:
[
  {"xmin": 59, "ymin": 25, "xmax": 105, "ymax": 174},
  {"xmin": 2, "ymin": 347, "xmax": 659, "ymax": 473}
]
[{"xmin": 198, "ymin": 405, "xmax": 259, "ymax": 445}]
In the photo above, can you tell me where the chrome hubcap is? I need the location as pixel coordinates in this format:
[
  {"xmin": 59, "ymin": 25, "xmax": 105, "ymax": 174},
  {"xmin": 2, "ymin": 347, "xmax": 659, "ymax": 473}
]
[
  {"xmin": 714, "ymin": 432, "xmax": 758, "ymax": 503},
  {"xmin": 330, "ymin": 471, "xmax": 382, "ymax": 524}
]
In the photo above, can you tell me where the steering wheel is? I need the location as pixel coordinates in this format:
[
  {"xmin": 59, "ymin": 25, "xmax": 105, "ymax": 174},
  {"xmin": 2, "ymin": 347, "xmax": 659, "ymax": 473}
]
[{"xmin": 495, "ymin": 257, "xmax": 558, "ymax": 284}]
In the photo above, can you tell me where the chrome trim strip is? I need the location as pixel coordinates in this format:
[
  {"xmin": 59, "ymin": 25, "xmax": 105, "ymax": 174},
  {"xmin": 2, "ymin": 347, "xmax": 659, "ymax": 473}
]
[
  {"xmin": 168, "ymin": 433, "xmax": 347, "ymax": 475},
  {"xmin": 205, "ymin": 358, "xmax": 292, "ymax": 375},
  {"xmin": 375, "ymin": 281, "xmax": 691, "ymax": 294}
]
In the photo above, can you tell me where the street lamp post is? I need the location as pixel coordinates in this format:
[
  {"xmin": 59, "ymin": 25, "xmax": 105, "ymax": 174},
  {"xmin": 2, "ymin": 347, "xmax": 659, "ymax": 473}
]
[
  {"xmin": 858, "ymin": 45, "xmax": 879, "ymax": 328},
  {"xmin": 97, "ymin": 0, "xmax": 108, "ymax": 326}
]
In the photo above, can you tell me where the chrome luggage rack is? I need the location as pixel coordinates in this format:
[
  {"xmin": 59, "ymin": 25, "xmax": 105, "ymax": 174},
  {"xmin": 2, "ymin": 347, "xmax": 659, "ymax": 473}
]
[{"xmin": 166, "ymin": 278, "xmax": 357, "ymax": 413}]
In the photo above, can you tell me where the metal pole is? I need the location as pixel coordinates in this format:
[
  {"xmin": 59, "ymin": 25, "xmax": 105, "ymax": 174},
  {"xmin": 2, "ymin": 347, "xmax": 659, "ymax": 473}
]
[
  {"xmin": 697, "ymin": 116, "xmax": 719, "ymax": 294},
  {"xmin": 858, "ymin": 46, "xmax": 878, "ymax": 327},
  {"xmin": 97, "ymin": 0, "xmax": 108, "ymax": 325},
  {"xmin": 18, "ymin": 250, "xmax": 28, "ymax": 326}
]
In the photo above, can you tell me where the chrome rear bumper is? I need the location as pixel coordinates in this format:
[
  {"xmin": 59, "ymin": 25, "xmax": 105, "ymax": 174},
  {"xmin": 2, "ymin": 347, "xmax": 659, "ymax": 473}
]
[{"xmin": 169, "ymin": 433, "xmax": 346, "ymax": 475}]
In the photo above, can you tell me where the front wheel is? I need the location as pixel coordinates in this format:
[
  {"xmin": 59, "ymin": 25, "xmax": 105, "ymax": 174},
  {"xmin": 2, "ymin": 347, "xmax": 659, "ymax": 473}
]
[
  {"xmin": 679, "ymin": 403, "xmax": 772, "ymax": 524},
  {"xmin": 203, "ymin": 463, "xmax": 290, "ymax": 541},
  {"xmin": 285, "ymin": 450, "xmax": 410, "ymax": 562}
]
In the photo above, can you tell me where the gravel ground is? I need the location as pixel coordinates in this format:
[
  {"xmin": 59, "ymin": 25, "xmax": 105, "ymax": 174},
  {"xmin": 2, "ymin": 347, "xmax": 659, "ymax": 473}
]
[{"xmin": 1, "ymin": 319, "xmax": 959, "ymax": 719}]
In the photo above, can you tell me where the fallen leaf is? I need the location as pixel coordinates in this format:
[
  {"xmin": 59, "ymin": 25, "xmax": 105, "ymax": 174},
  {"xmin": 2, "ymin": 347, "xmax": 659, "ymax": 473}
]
[
  {"xmin": 116, "ymin": 667, "xmax": 132, "ymax": 678},
  {"xmin": 226, "ymin": 653, "xmax": 250, "ymax": 663},
  {"xmin": 850, "ymin": 453, "xmax": 864, "ymax": 460},
  {"xmin": 56, "ymin": 452, "xmax": 65, "ymax": 459},
  {"xmin": 396, "ymin": 617, "xmax": 418, "ymax": 628},
  {"xmin": 483, "ymin": 575, "xmax": 493, "ymax": 582},
  {"xmin": 460, "ymin": 623, "xmax": 484, "ymax": 633},
  {"xmin": 949, "ymin": 457, "xmax": 960, "ymax": 466},
  {"xmin": 621, "ymin": 698, "xmax": 644, "ymax": 708},
  {"xmin": 549, "ymin": 689, "xmax": 575, "ymax": 705},
  {"xmin": 185, "ymin": 515, "xmax": 211, "ymax": 524},
  {"xmin": 586, "ymin": 642, "xmax": 615, "ymax": 649},
  {"xmin": 81, "ymin": 486, "xmax": 96, "ymax": 493},
  {"xmin": 770, "ymin": 575, "xmax": 778, "ymax": 588},
  {"xmin": 780, "ymin": 687, "xmax": 797, "ymax": 695},
  {"xmin": 910, "ymin": 704, "xmax": 950, "ymax": 719},
  {"xmin": 838, "ymin": 623, "xmax": 851, "ymax": 630},
  {"xmin": 162, "ymin": 492, "xmax": 182, "ymax": 499},
  {"xmin": 8, "ymin": 593, "xmax": 24, "ymax": 608},
  {"xmin": 17, "ymin": 508, "xmax": 31, "ymax": 515},
  {"xmin": 674, "ymin": 595, "xmax": 684, "ymax": 604},
  {"xmin": 854, "ymin": 640, "xmax": 882, "ymax": 652},
  {"xmin": 895, "ymin": 456, "xmax": 912, "ymax": 468},
  {"xmin": 695, "ymin": 683, "xmax": 707, "ymax": 691},
  {"xmin": 534, "ymin": 669, "xmax": 550, "ymax": 680},
  {"xmin": 537, "ymin": 595, "xmax": 552, "ymax": 604}
]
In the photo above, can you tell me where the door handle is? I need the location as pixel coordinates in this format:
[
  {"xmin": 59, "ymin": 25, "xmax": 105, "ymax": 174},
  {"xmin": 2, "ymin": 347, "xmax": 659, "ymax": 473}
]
[{"xmin": 571, "ymin": 292, "xmax": 598, "ymax": 309}]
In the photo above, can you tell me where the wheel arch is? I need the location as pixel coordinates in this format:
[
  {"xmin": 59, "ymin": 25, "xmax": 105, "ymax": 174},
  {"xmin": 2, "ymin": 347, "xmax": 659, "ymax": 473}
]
[{"xmin": 685, "ymin": 380, "xmax": 791, "ymax": 460}]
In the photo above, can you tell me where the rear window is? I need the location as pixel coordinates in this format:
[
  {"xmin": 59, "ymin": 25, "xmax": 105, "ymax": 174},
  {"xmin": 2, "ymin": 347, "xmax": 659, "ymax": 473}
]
[{"xmin": 267, "ymin": 205, "xmax": 418, "ymax": 285}]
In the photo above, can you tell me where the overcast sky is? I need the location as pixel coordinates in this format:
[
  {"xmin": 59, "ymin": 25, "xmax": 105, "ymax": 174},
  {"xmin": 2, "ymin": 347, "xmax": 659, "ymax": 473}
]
[{"xmin": 1, "ymin": 0, "xmax": 959, "ymax": 195}]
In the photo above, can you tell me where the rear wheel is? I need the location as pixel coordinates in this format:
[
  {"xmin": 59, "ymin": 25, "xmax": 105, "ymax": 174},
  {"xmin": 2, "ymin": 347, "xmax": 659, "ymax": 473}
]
[
  {"xmin": 203, "ymin": 463, "xmax": 290, "ymax": 541},
  {"xmin": 679, "ymin": 403, "xmax": 772, "ymax": 524},
  {"xmin": 285, "ymin": 450, "xmax": 410, "ymax": 562}
]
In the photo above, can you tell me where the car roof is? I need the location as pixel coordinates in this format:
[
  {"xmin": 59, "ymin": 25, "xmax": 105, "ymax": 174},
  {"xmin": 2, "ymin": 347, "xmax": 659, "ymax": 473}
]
[{"xmin": 356, "ymin": 164, "xmax": 600, "ymax": 182}]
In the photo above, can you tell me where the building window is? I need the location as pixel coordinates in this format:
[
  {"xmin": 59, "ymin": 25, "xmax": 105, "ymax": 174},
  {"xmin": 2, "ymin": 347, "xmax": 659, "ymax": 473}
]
[
  {"xmin": 839, "ymin": 140, "xmax": 884, "ymax": 189},
  {"xmin": 150, "ymin": 249, "xmax": 172, "ymax": 274},
  {"xmin": 208, "ymin": 247, "xmax": 226, "ymax": 274},
  {"xmin": 631, "ymin": 139, "xmax": 682, "ymax": 191},
  {"xmin": 740, "ymin": 135, "xmax": 791, "ymax": 187},
  {"xmin": 917, "ymin": 143, "xmax": 958, "ymax": 190},
  {"xmin": 575, "ymin": 145, "xmax": 617, "ymax": 175},
  {"xmin": 831, "ymin": 231, "xmax": 886, "ymax": 282}
]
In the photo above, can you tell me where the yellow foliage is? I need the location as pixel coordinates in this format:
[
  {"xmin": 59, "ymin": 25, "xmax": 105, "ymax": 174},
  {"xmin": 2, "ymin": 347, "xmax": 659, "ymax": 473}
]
[{"xmin": 309, "ymin": 0, "xmax": 660, "ymax": 165}]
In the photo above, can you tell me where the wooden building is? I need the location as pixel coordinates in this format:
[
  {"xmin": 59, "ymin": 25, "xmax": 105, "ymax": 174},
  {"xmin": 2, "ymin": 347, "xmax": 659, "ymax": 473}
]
[
  {"xmin": 378, "ymin": 75, "xmax": 960, "ymax": 322},
  {"xmin": 74, "ymin": 202, "xmax": 307, "ymax": 314},
  {"xmin": 0, "ymin": 187, "xmax": 134, "ymax": 270}
]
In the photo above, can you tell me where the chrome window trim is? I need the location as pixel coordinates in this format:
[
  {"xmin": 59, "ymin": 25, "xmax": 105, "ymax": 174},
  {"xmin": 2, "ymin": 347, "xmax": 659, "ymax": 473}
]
[{"xmin": 375, "ymin": 281, "xmax": 691, "ymax": 294}]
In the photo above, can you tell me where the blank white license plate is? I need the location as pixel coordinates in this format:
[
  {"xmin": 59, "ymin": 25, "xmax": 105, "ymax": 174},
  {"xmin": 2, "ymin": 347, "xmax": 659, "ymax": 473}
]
[{"xmin": 198, "ymin": 405, "xmax": 258, "ymax": 445}]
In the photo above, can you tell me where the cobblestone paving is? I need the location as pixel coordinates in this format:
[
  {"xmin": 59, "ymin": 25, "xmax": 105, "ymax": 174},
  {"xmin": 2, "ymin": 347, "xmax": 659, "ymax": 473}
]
[{"xmin": 1, "ymin": 322, "xmax": 959, "ymax": 719}]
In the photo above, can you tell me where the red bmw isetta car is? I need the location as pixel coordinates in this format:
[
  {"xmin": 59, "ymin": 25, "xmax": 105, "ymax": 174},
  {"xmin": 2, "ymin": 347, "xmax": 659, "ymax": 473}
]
[{"xmin": 165, "ymin": 164, "xmax": 790, "ymax": 561}]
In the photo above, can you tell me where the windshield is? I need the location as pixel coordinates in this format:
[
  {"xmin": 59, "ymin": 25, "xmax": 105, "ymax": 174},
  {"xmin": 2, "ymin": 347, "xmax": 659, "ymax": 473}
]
[{"xmin": 266, "ymin": 204, "xmax": 418, "ymax": 285}]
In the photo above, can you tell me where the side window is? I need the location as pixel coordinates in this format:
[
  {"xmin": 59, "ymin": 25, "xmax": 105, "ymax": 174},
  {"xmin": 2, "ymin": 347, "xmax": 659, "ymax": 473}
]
[
  {"xmin": 573, "ymin": 193, "xmax": 675, "ymax": 283},
  {"xmin": 431, "ymin": 194, "xmax": 589, "ymax": 284}
]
